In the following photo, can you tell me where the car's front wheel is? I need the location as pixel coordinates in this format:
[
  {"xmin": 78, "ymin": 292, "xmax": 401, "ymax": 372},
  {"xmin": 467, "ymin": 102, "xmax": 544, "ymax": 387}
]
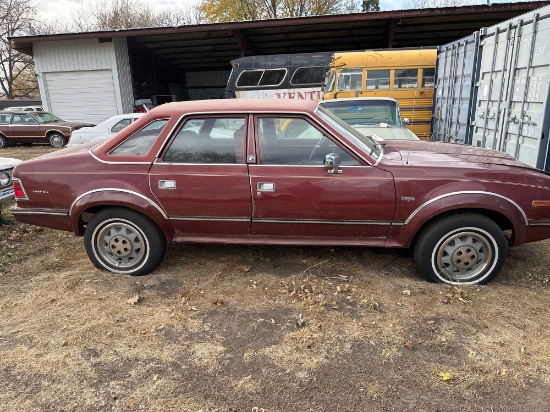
[
  {"xmin": 84, "ymin": 208, "xmax": 167, "ymax": 276},
  {"xmin": 0, "ymin": 135, "xmax": 8, "ymax": 148},
  {"xmin": 48, "ymin": 132, "xmax": 66, "ymax": 148},
  {"xmin": 414, "ymin": 213, "xmax": 507, "ymax": 285}
]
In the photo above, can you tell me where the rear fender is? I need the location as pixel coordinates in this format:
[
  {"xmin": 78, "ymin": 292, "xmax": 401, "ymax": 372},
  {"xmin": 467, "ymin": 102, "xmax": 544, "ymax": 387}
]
[
  {"xmin": 388, "ymin": 191, "xmax": 528, "ymax": 248},
  {"xmin": 69, "ymin": 188, "xmax": 173, "ymax": 239}
]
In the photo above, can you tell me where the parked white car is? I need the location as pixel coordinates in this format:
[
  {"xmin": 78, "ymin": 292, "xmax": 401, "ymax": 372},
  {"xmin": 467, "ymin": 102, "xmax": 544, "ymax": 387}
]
[
  {"xmin": 67, "ymin": 113, "xmax": 144, "ymax": 146},
  {"xmin": 2, "ymin": 105, "xmax": 43, "ymax": 112}
]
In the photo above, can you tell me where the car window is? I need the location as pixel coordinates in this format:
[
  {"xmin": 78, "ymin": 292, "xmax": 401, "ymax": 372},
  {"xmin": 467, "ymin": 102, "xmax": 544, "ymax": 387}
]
[
  {"xmin": 321, "ymin": 101, "xmax": 399, "ymax": 126},
  {"xmin": 163, "ymin": 117, "xmax": 246, "ymax": 164},
  {"xmin": 110, "ymin": 119, "xmax": 168, "ymax": 156},
  {"xmin": 257, "ymin": 117, "xmax": 360, "ymax": 166},
  {"xmin": 33, "ymin": 113, "xmax": 63, "ymax": 123},
  {"xmin": 0, "ymin": 114, "xmax": 11, "ymax": 124},
  {"xmin": 110, "ymin": 119, "xmax": 132, "ymax": 133},
  {"xmin": 13, "ymin": 114, "xmax": 36, "ymax": 125}
]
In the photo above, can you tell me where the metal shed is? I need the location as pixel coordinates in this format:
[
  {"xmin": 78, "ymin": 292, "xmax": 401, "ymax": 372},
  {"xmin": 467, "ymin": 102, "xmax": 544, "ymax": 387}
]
[{"xmin": 10, "ymin": 1, "xmax": 550, "ymax": 124}]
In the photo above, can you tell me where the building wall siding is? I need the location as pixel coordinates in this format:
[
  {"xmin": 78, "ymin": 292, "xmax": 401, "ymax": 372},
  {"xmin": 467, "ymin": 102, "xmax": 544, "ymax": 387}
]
[
  {"xmin": 113, "ymin": 38, "xmax": 134, "ymax": 113},
  {"xmin": 33, "ymin": 38, "xmax": 131, "ymax": 119}
]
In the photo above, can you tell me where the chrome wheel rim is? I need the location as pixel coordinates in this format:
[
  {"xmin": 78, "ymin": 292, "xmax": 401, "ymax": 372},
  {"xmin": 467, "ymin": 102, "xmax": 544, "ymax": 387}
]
[
  {"xmin": 50, "ymin": 134, "xmax": 64, "ymax": 148},
  {"xmin": 434, "ymin": 229, "xmax": 494, "ymax": 283},
  {"xmin": 94, "ymin": 220, "xmax": 147, "ymax": 270}
]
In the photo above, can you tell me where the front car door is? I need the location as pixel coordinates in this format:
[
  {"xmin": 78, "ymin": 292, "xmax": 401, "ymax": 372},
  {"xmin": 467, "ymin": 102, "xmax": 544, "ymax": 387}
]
[
  {"xmin": 249, "ymin": 115, "xmax": 396, "ymax": 241},
  {"xmin": 149, "ymin": 115, "xmax": 252, "ymax": 238}
]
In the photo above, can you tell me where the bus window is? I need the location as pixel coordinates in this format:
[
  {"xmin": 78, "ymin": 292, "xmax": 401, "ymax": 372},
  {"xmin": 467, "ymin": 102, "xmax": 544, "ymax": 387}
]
[
  {"xmin": 259, "ymin": 69, "xmax": 287, "ymax": 86},
  {"xmin": 227, "ymin": 52, "xmax": 334, "ymax": 99},
  {"xmin": 366, "ymin": 70, "xmax": 390, "ymax": 90},
  {"xmin": 337, "ymin": 68, "xmax": 362, "ymax": 91},
  {"xmin": 394, "ymin": 69, "xmax": 418, "ymax": 89},
  {"xmin": 237, "ymin": 70, "xmax": 263, "ymax": 87},
  {"xmin": 422, "ymin": 68, "xmax": 435, "ymax": 88},
  {"xmin": 291, "ymin": 66, "xmax": 326, "ymax": 86}
]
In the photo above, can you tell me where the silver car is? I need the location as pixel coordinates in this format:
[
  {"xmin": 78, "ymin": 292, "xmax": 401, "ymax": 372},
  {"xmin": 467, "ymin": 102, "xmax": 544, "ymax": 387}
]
[{"xmin": 318, "ymin": 97, "xmax": 419, "ymax": 140}]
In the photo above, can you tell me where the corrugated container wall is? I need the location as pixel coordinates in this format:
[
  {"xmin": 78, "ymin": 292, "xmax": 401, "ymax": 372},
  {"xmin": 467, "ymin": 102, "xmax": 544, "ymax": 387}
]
[
  {"xmin": 432, "ymin": 32, "xmax": 480, "ymax": 144},
  {"xmin": 432, "ymin": 5, "xmax": 550, "ymax": 171}
]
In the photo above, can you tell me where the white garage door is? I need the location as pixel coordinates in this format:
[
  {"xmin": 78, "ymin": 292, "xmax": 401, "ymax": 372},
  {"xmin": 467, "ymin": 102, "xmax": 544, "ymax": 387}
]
[{"xmin": 45, "ymin": 70, "xmax": 118, "ymax": 124}]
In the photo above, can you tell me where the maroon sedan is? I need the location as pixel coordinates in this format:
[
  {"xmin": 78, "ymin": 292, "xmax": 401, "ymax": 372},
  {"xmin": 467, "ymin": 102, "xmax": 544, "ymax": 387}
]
[{"xmin": 10, "ymin": 99, "xmax": 550, "ymax": 285}]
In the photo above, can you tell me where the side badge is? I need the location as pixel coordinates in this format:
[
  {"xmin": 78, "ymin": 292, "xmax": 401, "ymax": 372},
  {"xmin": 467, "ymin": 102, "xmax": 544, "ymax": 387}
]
[{"xmin": 401, "ymin": 196, "xmax": 415, "ymax": 202}]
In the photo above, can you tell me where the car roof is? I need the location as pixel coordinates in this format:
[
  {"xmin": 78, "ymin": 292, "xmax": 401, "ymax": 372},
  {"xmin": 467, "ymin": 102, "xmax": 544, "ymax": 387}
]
[
  {"xmin": 319, "ymin": 97, "xmax": 398, "ymax": 104},
  {"xmin": 149, "ymin": 99, "xmax": 319, "ymax": 117}
]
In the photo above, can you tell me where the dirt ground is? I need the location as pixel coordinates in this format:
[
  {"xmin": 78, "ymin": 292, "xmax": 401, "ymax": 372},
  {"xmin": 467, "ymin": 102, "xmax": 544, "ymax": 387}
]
[{"xmin": 1, "ymin": 145, "xmax": 550, "ymax": 411}]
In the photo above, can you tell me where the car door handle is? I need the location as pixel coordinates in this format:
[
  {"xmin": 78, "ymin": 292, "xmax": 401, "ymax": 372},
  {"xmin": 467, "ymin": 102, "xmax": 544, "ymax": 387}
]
[
  {"xmin": 257, "ymin": 182, "xmax": 275, "ymax": 192},
  {"xmin": 158, "ymin": 180, "xmax": 176, "ymax": 189}
]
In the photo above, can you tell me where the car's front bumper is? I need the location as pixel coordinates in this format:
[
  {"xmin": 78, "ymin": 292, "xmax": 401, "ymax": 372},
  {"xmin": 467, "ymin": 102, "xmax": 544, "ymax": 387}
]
[{"xmin": 0, "ymin": 188, "xmax": 15, "ymax": 201}]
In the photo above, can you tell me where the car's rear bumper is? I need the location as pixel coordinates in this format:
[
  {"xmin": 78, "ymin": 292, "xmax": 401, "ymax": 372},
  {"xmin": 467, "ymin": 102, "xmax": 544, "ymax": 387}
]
[{"xmin": 10, "ymin": 207, "xmax": 72, "ymax": 231}]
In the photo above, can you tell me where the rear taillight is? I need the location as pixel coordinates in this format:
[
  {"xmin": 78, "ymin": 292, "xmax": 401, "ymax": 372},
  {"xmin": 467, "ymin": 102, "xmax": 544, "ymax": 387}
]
[{"xmin": 13, "ymin": 180, "xmax": 25, "ymax": 198}]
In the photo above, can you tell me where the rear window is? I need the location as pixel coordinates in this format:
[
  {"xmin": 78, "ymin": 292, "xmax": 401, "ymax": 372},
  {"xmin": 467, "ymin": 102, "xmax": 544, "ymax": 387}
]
[{"xmin": 110, "ymin": 119, "xmax": 168, "ymax": 156}]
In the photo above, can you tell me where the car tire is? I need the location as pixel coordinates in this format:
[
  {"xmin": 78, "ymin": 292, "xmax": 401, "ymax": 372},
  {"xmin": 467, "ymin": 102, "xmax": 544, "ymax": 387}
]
[
  {"xmin": 84, "ymin": 208, "xmax": 167, "ymax": 276},
  {"xmin": 48, "ymin": 132, "xmax": 66, "ymax": 148},
  {"xmin": 413, "ymin": 213, "xmax": 507, "ymax": 285},
  {"xmin": 0, "ymin": 135, "xmax": 8, "ymax": 148}
]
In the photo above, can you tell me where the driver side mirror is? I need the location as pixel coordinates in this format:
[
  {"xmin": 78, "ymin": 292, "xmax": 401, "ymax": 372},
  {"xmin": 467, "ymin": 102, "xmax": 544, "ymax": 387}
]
[
  {"xmin": 324, "ymin": 152, "xmax": 342, "ymax": 174},
  {"xmin": 403, "ymin": 118, "xmax": 410, "ymax": 125}
]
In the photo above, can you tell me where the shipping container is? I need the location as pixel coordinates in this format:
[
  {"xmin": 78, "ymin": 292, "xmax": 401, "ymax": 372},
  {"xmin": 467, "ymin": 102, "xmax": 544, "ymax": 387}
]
[
  {"xmin": 432, "ymin": 32, "xmax": 480, "ymax": 144},
  {"xmin": 433, "ymin": 5, "xmax": 550, "ymax": 171}
]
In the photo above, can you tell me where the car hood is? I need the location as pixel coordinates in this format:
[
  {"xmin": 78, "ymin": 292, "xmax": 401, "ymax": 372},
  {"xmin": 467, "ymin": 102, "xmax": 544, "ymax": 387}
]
[
  {"xmin": 365, "ymin": 127, "xmax": 418, "ymax": 141},
  {"xmin": 0, "ymin": 157, "xmax": 23, "ymax": 168},
  {"xmin": 380, "ymin": 140, "xmax": 531, "ymax": 169},
  {"xmin": 42, "ymin": 121, "xmax": 95, "ymax": 129}
]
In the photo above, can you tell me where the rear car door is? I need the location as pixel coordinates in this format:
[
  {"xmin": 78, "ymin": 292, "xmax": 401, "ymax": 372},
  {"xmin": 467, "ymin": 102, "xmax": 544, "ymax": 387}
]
[
  {"xmin": 249, "ymin": 115, "xmax": 396, "ymax": 239},
  {"xmin": 149, "ymin": 115, "xmax": 252, "ymax": 237}
]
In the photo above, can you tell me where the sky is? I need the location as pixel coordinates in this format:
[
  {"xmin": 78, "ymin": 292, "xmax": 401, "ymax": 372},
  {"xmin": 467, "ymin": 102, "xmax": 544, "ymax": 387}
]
[{"xmin": 33, "ymin": 0, "xmax": 525, "ymax": 23}]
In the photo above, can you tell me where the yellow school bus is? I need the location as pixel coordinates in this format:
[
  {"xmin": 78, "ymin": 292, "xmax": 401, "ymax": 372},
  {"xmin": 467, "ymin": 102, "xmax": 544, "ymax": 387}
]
[{"xmin": 322, "ymin": 49, "xmax": 436, "ymax": 139}]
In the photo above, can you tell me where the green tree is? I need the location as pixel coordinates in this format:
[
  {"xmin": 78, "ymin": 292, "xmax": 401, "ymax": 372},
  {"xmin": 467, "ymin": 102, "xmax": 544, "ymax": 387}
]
[
  {"xmin": 362, "ymin": 0, "xmax": 380, "ymax": 12},
  {"xmin": 199, "ymin": 0, "xmax": 361, "ymax": 23}
]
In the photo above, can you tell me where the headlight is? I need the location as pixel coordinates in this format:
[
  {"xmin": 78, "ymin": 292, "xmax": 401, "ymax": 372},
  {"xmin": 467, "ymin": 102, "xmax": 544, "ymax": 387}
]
[{"xmin": 0, "ymin": 171, "xmax": 10, "ymax": 187}]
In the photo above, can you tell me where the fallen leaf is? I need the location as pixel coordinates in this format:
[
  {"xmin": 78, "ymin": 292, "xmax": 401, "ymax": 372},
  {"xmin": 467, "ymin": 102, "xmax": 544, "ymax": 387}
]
[
  {"xmin": 403, "ymin": 340, "xmax": 414, "ymax": 350},
  {"xmin": 189, "ymin": 306, "xmax": 198, "ymax": 311},
  {"xmin": 437, "ymin": 371, "xmax": 452, "ymax": 381},
  {"xmin": 212, "ymin": 297, "xmax": 224, "ymax": 305},
  {"xmin": 402, "ymin": 289, "xmax": 411, "ymax": 296},
  {"xmin": 126, "ymin": 294, "xmax": 140, "ymax": 305}
]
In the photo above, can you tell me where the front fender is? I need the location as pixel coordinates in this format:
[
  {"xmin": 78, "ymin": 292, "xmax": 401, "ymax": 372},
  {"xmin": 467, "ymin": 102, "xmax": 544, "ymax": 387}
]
[
  {"xmin": 387, "ymin": 191, "xmax": 528, "ymax": 248},
  {"xmin": 69, "ymin": 188, "xmax": 174, "ymax": 239}
]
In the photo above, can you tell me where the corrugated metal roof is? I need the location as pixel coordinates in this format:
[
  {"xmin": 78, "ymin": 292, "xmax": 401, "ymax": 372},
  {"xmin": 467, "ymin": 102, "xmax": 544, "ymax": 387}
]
[{"xmin": 10, "ymin": 1, "xmax": 550, "ymax": 72}]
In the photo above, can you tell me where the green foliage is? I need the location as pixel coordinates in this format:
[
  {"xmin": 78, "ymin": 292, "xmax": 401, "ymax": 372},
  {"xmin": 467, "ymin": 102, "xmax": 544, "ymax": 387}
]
[
  {"xmin": 199, "ymin": 0, "xmax": 363, "ymax": 23},
  {"xmin": 362, "ymin": 0, "xmax": 380, "ymax": 12}
]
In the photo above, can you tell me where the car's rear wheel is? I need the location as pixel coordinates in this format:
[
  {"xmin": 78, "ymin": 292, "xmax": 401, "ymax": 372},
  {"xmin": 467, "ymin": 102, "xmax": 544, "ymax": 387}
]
[
  {"xmin": 48, "ymin": 132, "xmax": 66, "ymax": 148},
  {"xmin": 0, "ymin": 135, "xmax": 8, "ymax": 148},
  {"xmin": 84, "ymin": 208, "xmax": 167, "ymax": 276},
  {"xmin": 413, "ymin": 213, "xmax": 507, "ymax": 285}
]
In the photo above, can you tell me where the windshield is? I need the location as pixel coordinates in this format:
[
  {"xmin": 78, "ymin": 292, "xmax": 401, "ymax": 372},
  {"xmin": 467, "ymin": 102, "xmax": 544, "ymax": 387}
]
[
  {"xmin": 321, "ymin": 100, "xmax": 400, "ymax": 127},
  {"xmin": 316, "ymin": 106, "xmax": 382, "ymax": 162},
  {"xmin": 32, "ymin": 113, "xmax": 64, "ymax": 123}
]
